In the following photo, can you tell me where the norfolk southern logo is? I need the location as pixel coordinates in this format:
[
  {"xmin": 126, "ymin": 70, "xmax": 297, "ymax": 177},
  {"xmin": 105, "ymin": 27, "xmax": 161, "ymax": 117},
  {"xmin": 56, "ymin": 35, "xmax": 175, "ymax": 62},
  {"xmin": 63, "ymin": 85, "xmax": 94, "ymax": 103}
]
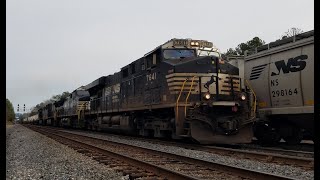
[
  {"xmin": 249, "ymin": 55, "xmax": 308, "ymax": 80},
  {"xmin": 249, "ymin": 64, "xmax": 268, "ymax": 80},
  {"xmin": 271, "ymin": 55, "xmax": 308, "ymax": 76}
]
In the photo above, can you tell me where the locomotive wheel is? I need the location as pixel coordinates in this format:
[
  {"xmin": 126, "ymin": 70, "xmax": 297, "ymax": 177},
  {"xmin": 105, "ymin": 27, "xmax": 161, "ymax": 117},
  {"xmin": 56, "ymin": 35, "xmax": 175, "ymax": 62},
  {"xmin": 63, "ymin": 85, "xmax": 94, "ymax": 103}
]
[{"xmin": 283, "ymin": 127, "xmax": 303, "ymax": 145}]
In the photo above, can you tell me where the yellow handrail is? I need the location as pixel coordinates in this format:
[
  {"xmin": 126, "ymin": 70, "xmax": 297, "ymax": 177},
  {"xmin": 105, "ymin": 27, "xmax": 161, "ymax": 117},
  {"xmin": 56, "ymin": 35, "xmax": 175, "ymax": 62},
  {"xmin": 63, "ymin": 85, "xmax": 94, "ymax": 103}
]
[
  {"xmin": 185, "ymin": 76, "xmax": 196, "ymax": 116},
  {"xmin": 176, "ymin": 78, "xmax": 189, "ymax": 121},
  {"xmin": 245, "ymin": 79, "xmax": 257, "ymax": 119}
]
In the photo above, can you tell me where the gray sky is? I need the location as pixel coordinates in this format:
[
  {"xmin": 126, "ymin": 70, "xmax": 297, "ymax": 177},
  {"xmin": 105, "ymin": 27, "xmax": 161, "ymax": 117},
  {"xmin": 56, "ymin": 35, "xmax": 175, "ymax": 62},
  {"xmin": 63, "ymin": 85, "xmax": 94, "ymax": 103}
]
[{"xmin": 6, "ymin": 0, "xmax": 314, "ymax": 112}]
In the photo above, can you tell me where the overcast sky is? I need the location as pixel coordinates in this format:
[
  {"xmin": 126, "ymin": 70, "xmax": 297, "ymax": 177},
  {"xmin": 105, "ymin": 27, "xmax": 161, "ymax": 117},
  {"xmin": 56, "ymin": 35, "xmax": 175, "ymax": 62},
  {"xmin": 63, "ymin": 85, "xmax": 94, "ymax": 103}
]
[{"xmin": 6, "ymin": 0, "xmax": 314, "ymax": 112}]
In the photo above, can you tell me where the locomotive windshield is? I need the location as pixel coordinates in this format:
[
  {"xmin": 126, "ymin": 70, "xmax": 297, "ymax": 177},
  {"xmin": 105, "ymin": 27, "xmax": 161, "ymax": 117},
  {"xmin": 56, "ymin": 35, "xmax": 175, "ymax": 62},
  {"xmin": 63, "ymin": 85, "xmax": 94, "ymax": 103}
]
[
  {"xmin": 163, "ymin": 49, "xmax": 196, "ymax": 60},
  {"xmin": 77, "ymin": 90, "xmax": 90, "ymax": 97},
  {"xmin": 198, "ymin": 49, "xmax": 220, "ymax": 58}
]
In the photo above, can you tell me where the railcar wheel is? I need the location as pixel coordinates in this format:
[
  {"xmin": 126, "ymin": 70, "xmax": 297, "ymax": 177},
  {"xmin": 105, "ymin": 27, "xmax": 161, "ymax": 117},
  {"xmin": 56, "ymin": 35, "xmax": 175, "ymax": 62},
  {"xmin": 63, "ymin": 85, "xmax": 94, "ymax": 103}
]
[
  {"xmin": 283, "ymin": 127, "xmax": 303, "ymax": 145},
  {"xmin": 253, "ymin": 123, "xmax": 281, "ymax": 145},
  {"xmin": 255, "ymin": 131, "xmax": 281, "ymax": 145},
  {"xmin": 261, "ymin": 131, "xmax": 281, "ymax": 145}
]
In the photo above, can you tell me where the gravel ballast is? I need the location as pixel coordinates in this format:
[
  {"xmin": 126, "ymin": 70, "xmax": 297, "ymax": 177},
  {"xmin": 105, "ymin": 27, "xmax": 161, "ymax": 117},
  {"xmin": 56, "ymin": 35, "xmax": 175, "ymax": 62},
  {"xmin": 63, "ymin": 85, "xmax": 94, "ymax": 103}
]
[
  {"xmin": 6, "ymin": 124, "xmax": 128, "ymax": 180},
  {"xmin": 62, "ymin": 129, "xmax": 314, "ymax": 180}
]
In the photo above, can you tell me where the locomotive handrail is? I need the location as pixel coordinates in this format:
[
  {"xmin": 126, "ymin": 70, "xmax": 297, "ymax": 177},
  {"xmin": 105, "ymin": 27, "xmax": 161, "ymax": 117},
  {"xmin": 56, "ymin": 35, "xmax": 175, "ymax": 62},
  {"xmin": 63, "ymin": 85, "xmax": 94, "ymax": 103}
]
[
  {"xmin": 176, "ymin": 78, "xmax": 189, "ymax": 120},
  {"xmin": 185, "ymin": 76, "xmax": 197, "ymax": 116},
  {"xmin": 245, "ymin": 79, "xmax": 257, "ymax": 120}
]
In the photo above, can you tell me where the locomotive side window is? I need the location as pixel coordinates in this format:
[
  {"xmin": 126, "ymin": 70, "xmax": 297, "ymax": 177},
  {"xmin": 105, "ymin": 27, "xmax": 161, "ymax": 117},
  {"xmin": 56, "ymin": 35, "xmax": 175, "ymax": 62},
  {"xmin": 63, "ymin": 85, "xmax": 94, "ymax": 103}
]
[
  {"xmin": 163, "ymin": 49, "xmax": 195, "ymax": 60},
  {"xmin": 146, "ymin": 54, "xmax": 156, "ymax": 69},
  {"xmin": 146, "ymin": 49, "xmax": 161, "ymax": 69},
  {"xmin": 154, "ymin": 49, "xmax": 161, "ymax": 64},
  {"xmin": 153, "ymin": 54, "xmax": 157, "ymax": 65}
]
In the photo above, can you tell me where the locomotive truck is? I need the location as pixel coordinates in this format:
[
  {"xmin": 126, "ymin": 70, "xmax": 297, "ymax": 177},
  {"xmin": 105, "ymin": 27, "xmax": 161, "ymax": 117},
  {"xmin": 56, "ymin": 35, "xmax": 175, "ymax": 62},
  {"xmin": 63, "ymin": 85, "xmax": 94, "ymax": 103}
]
[{"xmin": 36, "ymin": 38, "xmax": 257, "ymax": 144}]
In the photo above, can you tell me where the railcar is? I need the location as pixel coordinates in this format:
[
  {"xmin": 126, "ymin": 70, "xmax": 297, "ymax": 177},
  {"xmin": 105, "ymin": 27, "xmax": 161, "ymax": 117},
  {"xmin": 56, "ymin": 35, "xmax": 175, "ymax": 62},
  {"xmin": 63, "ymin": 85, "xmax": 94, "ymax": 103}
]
[
  {"xmin": 22, "ymin": 114, "xmax": 39, "ymax": 124},
  {"xmin": 242, "ymin": 30, "xmax": 314, "ymax": 144}
]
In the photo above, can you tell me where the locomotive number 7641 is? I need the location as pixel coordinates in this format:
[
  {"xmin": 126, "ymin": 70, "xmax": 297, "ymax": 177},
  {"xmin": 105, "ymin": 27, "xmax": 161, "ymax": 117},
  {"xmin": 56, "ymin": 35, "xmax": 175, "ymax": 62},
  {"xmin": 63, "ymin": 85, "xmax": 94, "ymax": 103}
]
[{"xmin": 146, "ymin": 72, "xmax": 157, "ymax": 81}]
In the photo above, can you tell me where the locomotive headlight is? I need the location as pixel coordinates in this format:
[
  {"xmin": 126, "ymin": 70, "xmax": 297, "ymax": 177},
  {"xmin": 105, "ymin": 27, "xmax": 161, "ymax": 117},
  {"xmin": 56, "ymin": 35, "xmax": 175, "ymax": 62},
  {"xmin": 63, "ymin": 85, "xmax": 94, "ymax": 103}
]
[
  {"xmin": 240, "ymin": 94, "xmax": 246, "ymax": 101},
  {"xmin": 190, "ymin": 41, "xmax": 199, "ymax": 46},
  {"xmin": 204, "ymin": 92, "xmax": 211, "ymax": 100}
]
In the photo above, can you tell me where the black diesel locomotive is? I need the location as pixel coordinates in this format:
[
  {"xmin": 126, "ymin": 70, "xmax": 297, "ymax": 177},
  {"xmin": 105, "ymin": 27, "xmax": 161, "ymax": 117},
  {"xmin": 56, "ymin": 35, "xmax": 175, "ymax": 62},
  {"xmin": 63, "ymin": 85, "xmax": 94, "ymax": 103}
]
[{"xmin": 37, "ymin": 39, "xmax": 256, "ymax": 144}]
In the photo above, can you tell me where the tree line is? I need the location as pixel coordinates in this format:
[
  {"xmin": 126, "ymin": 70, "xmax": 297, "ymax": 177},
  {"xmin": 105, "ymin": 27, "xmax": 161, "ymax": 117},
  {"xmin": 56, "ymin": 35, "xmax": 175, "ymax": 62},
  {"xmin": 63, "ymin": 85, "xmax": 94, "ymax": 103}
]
[
  {"xmin": 6, "ymin": 99, "xmax": 15, "ymax": 122},
  {"xmin": 9, "ymin": 91, "xmax": 71, "ymax": 121},
  {"xmin": 222, "ymin": 27, "xmax": 303, "ymax": 57}
]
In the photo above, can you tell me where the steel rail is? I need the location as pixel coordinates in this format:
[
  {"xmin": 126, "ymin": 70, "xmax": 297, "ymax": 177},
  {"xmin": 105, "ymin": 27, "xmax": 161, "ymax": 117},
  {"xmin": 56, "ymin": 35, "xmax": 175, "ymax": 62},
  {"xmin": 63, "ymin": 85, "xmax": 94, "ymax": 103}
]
[{"xmin": 26, "ymin": 125, "xmax": 298, "ymax": 180}]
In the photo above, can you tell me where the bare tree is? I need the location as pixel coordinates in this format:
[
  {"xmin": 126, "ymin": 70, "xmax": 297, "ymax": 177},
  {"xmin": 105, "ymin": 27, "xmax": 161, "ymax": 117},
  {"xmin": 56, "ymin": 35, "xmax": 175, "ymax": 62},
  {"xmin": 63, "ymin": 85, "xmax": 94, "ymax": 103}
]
[{"xmin": 282, "ymin": 27, "xmax": 303, "ymax": 39}]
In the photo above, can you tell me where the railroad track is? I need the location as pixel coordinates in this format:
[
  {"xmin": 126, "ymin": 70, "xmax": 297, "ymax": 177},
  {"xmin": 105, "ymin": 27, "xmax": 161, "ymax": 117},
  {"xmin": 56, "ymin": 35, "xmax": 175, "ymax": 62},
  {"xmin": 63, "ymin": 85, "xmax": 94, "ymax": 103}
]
[
  {"xmin": 179, "ymin": 145, "xmax": 314, "ymax": 170},
  {"xmin": 41, "ymin": 125, "xmax": 313, "ymax": 170},
  {"xmin": 25, "ymin": 125, "xmax": 298, "ymax": 180}
]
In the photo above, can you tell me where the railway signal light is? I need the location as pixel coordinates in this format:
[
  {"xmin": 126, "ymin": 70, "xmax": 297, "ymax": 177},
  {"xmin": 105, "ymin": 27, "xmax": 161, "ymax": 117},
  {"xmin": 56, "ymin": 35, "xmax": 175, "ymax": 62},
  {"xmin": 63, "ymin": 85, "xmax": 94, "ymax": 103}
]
[
  {"xmin": 17, "ymin": 104, "xmax": 19, "ymax": 112},
  {"xmin": 24, "ymin": 104, "xmax": 26, "ymax": 112}
]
